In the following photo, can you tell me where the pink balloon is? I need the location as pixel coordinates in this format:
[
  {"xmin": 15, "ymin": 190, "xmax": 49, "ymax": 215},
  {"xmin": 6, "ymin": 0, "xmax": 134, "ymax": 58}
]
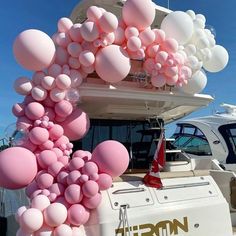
[
  {"xmin": 14, "ymin": 77, "xmax": 33, "ymax": 95},
  {"xmin": 25, "ymin": 102, "xmax": 45, "ymax": 120},
  {"xmin": 87, "ymin": 6, "xmax": 103, "ymax": 22},
  {"xmin": 95, "ymin": 45, "xmax": 131, "ymax": 83},
  {"xmin": 72, "ymin": 150, "xmax": 86, "ymax": 159},
  {"xmin": 41, "ymin": 189, "xmax": 51, "ymax": 197},
  {"xmin": 25, "ymin": 180, "xmax": 38, "ymax": 198},
  {"xmin": 37, "ymin": 150, "xmax": 57, "ymax": 169},
  {"xmin": 127, "ymin": 36, "xmax": 141, "ymax": 51},
  {"xmin": 55, "ymin": 32, "xmax": 71, "ymax": 48},
  {"xmin": 43, "ymin": 203, "xmax": 67, "ymax": 227},
  {"xmin": 31, "ymin": 195, "xmax": 50, "ymax": 211},
  {"xmin": 82, "ymin": 180, "xmax": 99, "ymax": 198},
  {"xmin": 98, "ymin": 12, "xmax": 118, "ymax": 33},
  {"xmin": 81, "ymin": 64, "xmax": 95, "ymax": 74},
  {"xmin": 21, "ymin": 208, "xmax": 43, "ymax": 233},
  {"xmin": 16, "ymin": 116, "xmax": 33, "ymax": 130},
  {"xmin": 82, "ymin": 193, "xmax": 102, "ymax": 209},
  {"xmin": 54, "ymin": 197, "xmax": 71, "ymax": 209},
  {"xmin": 163, "ymin": 38, "xmax": 179, "ymax": 53},
  {"xmin": 65, "ymin": 184, "xmax": 83, "ymax": 204},
  {"xmin": 97, "ymin": 173, "xmax": 113, "ymax": 190},
  {"xmin": 49, "ymin": 183, "xmax": 65, "ymax": 196},
  {"xmin": 56, "ymin": 74, "xmax": 71, "ymax": 90},
  {"xmin": 69, "ymin": 24, "xmax": 83, "ymax": 43},
  {"xmin": 146, "ymin": 44, "xmax": 160, "ymax": 58},
  {"xmin": 55, "ymin": 47, "xmax": 69, "ymax": 66},
  {"xmin": 13, "ymin": 29, "xmax": 55, "ymax": 71},
  {"xmin": 58, "ymin": 17, "xmax": 73, "ymax": 33},
  {"xmin": 125, "ymin": 26, "xmax": 139, "ymax": 39},
  {"xmin": 90, "ymin": 172, "xmax": 99, "ymax": 181},
  {"xmin": 44, "ymin": 107, "xmax": 56, "ymax": 121},
  {"xmin": 80, "ymin": 21, "xmax": 99, "ymax": 42},
  {"xmin": 81, "ymin": 162, "xmax": 98, "ymax": 176},
  {"xmin": 42, "ymin": 96, "xmax": 55, "ymax": 108},
  {"xmin": 48, "ymin": 193, "xmax": 57, "ymax": 202},
  {"xmin": 31, "ymin": 189, "xmax": 43, "ymax": 199},
  {"xmin": 61, "ymin": 108, "xmax": 90, "ymax": 141},
  {"xmin": 50, "ymin": 88, "xmax": 66, "ymax": 102},
  {"xmin": 122, "ymin": 0, "xmax": 155, "ymax": 30},
  {"xmin": 166, "ymin": 74, "xmax": 178, "ymax": 86},
  {"xmin": 58, "ymin": 155, "xmax": 69, "ymax": 165},
  {"xmin": 36, "ymin": 172, "xmax": 54, "ymax": 189},
  {"xmin": 70, "ymin": 69, "xmax": 83, "ymax": 87},
  {"xmin": 54, "ymin": 100, "xmax": 73, "ymax": 118},
  {"xmin": 31, "ymin": 86, "xmax": 47, "ymax": 101},
  {"xmin": 48, "ymin": 162, "xmax": 64, "ymax": 177},
  {"xmin": 29, "ymin": 127, "xmax": 49, "ymax": 145},
  {"xmin": 34, "ymin": 224, "xmax": 53, "ymax": 236},
  {"xmin": 164, "ymin": 66, "xmax": 178, "ymax": 77},
  {"xmin": 68, "ymin": 56, "xmax": 80, "ymax": 69},
  {"xmin": 67, "ymin": 170, "xmax": 81, "ymax": 185},
  {"xmin": 20, "ymin": 139, "xmax": 37, "ymax": 152},
  {"xmin": 0, "ymin": 147, "xmax": 37, "ymax": 189},
  {"xmin": 67, "ymin": 204, "xmax": 90, "ymax": 226},
  {"xmin": 155, "ymin": 51, "xmax": 169, "ymax": 65},
  {"xmin": 54, "ymin": 135, "xmax": 70, "ymax": 148},
  {"xmin": 139, "ymin": 28, "xmax": 155, "ymax": 46},
  {"xmin": 12, "ymin": 103, "xmax": 25, "ymax": 117},
  {"xmin": 41, "ymin": 76, "xmax": 55, "ymax": 90},
  {"xmin": 114, "ymin": 27, "xmax": 125, "ymax": 45},
  {"xmin": 79, "ymin": 174, "xmax": 89, "ymax": 184},
  {"xmin": 47, "ymin": 64, "xmax": 62, "ymax": 78},
  {"xmin": 153, "ymin": 29, "xmax": 166, "ymax": 43},
  {"xmin": 151, "ymin": 74, "xmax": 166, "ymax": 87},
  {"xmin": 67, "ymin": 42, "xmax": 82, "ymax": 57},
  {"xmin": 79, "ymin": 50, "xmax": 95, "ymax": 67},
  {"xmin": 92, "ymin": 140, "xmax": 129, "ymax": 177},
  {"xmin": 69, "ymin": 157, "xmax": 85, "ymax": 171},
  {"xmin": 48, "ymin": 124, "xmax": 63, "ymax": 140},
  {"xmin": 15, "ymin": 206, "xmax": 27, "ymax": 223},
  {"xmin": 52, "ymin": 148, "xmax": 63, "ymax": 158},
  {"xmin": 56, "ymin": 171, "xmax": 69, "ymax": 186},
  {"xmin": 54, "ymin": 224, "xmax": 72, "ymax": 236}
]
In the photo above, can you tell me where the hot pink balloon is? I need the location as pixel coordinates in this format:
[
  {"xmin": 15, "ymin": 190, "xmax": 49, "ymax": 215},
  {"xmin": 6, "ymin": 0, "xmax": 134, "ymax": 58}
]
[
  {"xmin": 95, "ymin": 45, "xmax": 131, "ymax": 83},
  {"xmin": 31, "ymin": 195, "xmax": 50, "ymax": 211},
  {"xmin": 67, "ymin": 204, "xmax": 90, "ymax": 226},
  {"xmin": 14, "ymin": 77, "xmax": 33, "ymax": 95},
  {"xmin": 97, "ymin": 173, "xmax": 113, "ymax": 190},
  {"xmin": 0, "ymin": 147, "xmax": 37, "ymax": 189},
  {"xmin": 58, "ymin": 17, "xmax": 73, "ymax": 33},
  {"xmin": 82, "ymin": 193, "xmax": 102, "ymax": 209},
  {"xmin": 61, "ymin": 108, "xmax": 90, "ymax": 141},
  {"xmin": 14, "ymin": 29, "xmax": 55, "ymax": 71},
  {"xmin": 122, "ymin": 0, "xmax": 155, "ymax": 30},
  {"xmin": 80, "ymin": 21, "xmax": 99, "ymax": 42},
  {"xmin": 25, "ymin": 102, "xmax": 45, "ymax": 120},
  {"xmin": 98, "ymin": 12, "xmax": 118, "ymax": 33},
  {"xmin": 92, "ymin": 140, "xmax": 129, "ymax": 177}
]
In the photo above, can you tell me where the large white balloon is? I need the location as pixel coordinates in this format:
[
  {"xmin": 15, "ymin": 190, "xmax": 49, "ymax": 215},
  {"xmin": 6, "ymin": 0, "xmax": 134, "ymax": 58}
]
[
  {"xmin": 203, "ymin": 45, "xmax": 229, "ymax": 72},
  {"xmin": 161, "ymin": 11, "xmax": 194, "ymax": 45},
  {"xmin": 180, "ymin": 69, "xmax": 207, "ymax": 94}
]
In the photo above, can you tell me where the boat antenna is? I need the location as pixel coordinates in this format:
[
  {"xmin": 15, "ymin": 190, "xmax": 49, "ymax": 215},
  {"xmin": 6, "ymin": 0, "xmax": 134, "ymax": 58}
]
[{"xmin": 167, "ymin": 0, "xmax": 170, "ymax": 9}]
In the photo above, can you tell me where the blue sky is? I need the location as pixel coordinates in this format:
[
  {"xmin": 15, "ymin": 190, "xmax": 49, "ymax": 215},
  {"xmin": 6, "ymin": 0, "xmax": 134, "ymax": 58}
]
[{"xmin": 0, "ymin": 0, "xmax": 236, "ymax": 138}]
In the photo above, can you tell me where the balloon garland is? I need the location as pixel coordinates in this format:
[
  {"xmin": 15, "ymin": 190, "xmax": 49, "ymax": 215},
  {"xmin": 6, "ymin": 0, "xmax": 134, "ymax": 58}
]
[{"xmin": 0, "ymin": 0, "xmax": 229, "ymax": 235}]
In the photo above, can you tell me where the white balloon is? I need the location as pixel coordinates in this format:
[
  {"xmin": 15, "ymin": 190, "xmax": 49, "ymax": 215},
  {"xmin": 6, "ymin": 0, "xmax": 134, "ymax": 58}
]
[
  {"xmin": 180, "ymin": 69, "xmax": 207, "ymax": 94},
  {"xmin": 186, "ymin": 10, "xmax": 196, "ymax": 20},
  {"xmin": 203, "ymin": 45, "xmax": 229, "ymax": 72},
  {"xmin": 184, "ymin": 44, "xmax": 197, "ymax": 56},
  {"xmin": 161, "ymin": 11, "xmax": 194, "ymax": 45},
  {"xmin": 196, "ymin": 14, "xmax": 206, "ymax": 24},
  {"xmin": 193, "ymin": 18, "xmax": 205, "ymax": 29},
  {"xmin": 186, "ymin": 55, "xmax": 199, "ymax": 70},
  {"xmin": 196, "ymin": 36, "xmax": 209, "ymax": 49}
]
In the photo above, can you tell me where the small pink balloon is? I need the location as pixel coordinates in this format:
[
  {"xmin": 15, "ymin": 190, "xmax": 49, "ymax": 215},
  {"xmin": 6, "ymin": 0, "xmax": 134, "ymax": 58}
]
[
  {"xmin": 82, "ymin": 193, "xmax": 102, "ymax": 209},
  {"xmin": 82, "ymin": 162, "xmax": 98, "ymax": 176},
  {"xmin": 69, "ymin": 69, "xmax": 83, "ymax": 87},
  {"xmin": 127, "ymin": 36, "xmax": 141, "ymax": 52},
  {"xmin": 151, "ymin": 74, "xmax": 166, "ymax": 87},
  {"xmin": 61, "ymin": 108, "xmax": 90, "ymax": 141},
  {"xmin": 90, "ymin": 172, "xmax": 99, "ymax": 181},
  {"xmin": 32, "ymin": 71, "xmax": 45, "ymax": 86},
  {"xmin": 52, "ymin": 147, "xmax": 63, "ymax": 158},
  {"xmin": 114, "ymin": 27, "xmax": 125, "ymax": 45},
  {"xmin": 31, "ymin": 86, "xmax": 47, "ymax": 101},
  {"xmin": 166, "ymin": 74, "xmax": 178, "ymax": 86},
  {"xmin": 15, "ymin": 206, "xmax": 27, "ymax": 223},
  {"xmin": 67, "ymin": 204, "xmax": 90, "ymax": 226},
  {"xmin": 83, "ymin": 151, "xmax": 92, "ymax": 161},
  {"xmin": 80, "ymin": 21, "xmax": 99, "ymax": 42},
  {"xmin": 97, "ymin": 173, "xmax": 113, "ymax": 190},
  {"xmin": 146, "ymin": 44, "xmax": 160, "ymax": 58},
  {"xmin": 68, "ymin": 56, "xmax": 80, "ymax": 69},
  {"xmin": 12, "ymin": 103, "xmax": 25, "ymax": 117},
  {"xmin": 79, "ymin": 174, "xmax": 89, "ymax": 184},
  {"xmin": 69, "ymin": 24, "xmax": 83, "ymax": 43},
  {"xmin": 69, "ymin": 157, "xmax": 85, "ymax": 171},
  {"xmin": 16, "ymin": 116, "xmax": 33, "ymax": 130},
  {"xmin": 13, "ymin": 29, "xmax": 56, "ymax": 71},
  {"xmin": 58, "ymin": 17, "xmax": 73, "ymax": 33},
  {"xmin": 48, "ymin": 193, "xmax": 57, "ymax": 202},
  {"xmin": 98, "ymin": 12, "xmax": 118, "ymax": 33},
  {"xmin": 31, "ymin": 195, "xmax": 50, "ymax": 211},
  {"xmin": 92, "ymin": 140, "xmax": 129, "ymax": 177},
  {"xmin": 72, "ymin": 150, "xmax": 86, "ymax": 158},
  {"xmin": 153, "ymin": 29, "xmax": 166, "ymax": 43},
  {"xmin": 55, "ymin": 47, "xmax": 69, "ymax": 66},
  {"xmin": 79, "ymin": 50, "xmax": 95, "ymax": 67},
  {"xmin": 48, "ymin": 124, "xmax": 64, "ymax": 140},
  {"xmin": 82, "ymin": 180, "xmax": 99, "ymax": 198},
  {"xmin": 163, "ymin": 38, "xmax": 179, "ymax": 53},
  {"xmin": 25, "ymin": 102, "xmax": 45, "ymax": 120},
  {"xmin": 41, "ymin": 76, "xmax": 55, "ymax": 90},
  {"xmin": 37, "ymin": 150, "xmax": 57, "ymax": 169},
  {"xmin": 56, "ymin": 171, "xmax": 69, "ymax": 185},
  {"xmin": 41, "ymin": 189, "xmax": 51, "ymax": 197},
  {"xmin": 48, "ymin": 64, "xmax": 62, "ymax": 78},
  {"xmin": 21, "ymin": 208, "xmax": 44, "ymax": 233},
  {"xmin": 55, "ymin": 32, "xmax": 71, "ymax": 48},
  {"xmin": 54, "ymin": 224, "xmax": 72, "ymax": 236},
  {"xmin": 25, "ymin": 180, "xmax": 38, "ymax": 198},
  {"xmin": 14, "ymin": 77, "xmax": 33, "ymax": 95},
  {"xmin": 125, "ymin": 26, "xmax": 139, "ymax": 39},
  {"xmin": 16, "ymin": 228, "xmax": 32, "ymax": 236},
  {"xmin": 65, "ymin": 184, "xmax": 83, "ymax": 204},
  {"xmin": 164, "ymin": 66, "xmax": 178, "ymax": 77},
  {"xmin": 67, "ymin": 170, "xmax": 81, "ymax": 185},
  {"xmin": 50, "ymin": 88, "xmax": 66, "ymax": 102},
  {"xmin": 36, "ymin": 172, "xmax": 54, "ymax": 189},
  {"xmin": 87, "ymin": 6, "xmax": 103, "ymax": 22},
  {"xmin": 155, "ymin": 51, "xmax": 169, "ymax": 65},
  {"xmin": 58, "ymin": 155, "xmax": 69, "ymax": 165},
  {"xmin": 55, "ymin": 196, "xmax": 71, "ymax": 209},
  {"xmin": 29, "ymin": 127, "xmax": 49, "ymax": 145},
  {"xmin": 54, "ymin": 100, "xmax": 73, "ymax": 118},
  {"xmin": 31, "ymin": 189, "xmax": 43, "ymax": 199},
  {"xmin": 81, "ymin": 64, "xmax": 95, "ymax": 74},
  {"xmin": 49, "ymin": 183, "xmax": 65, "ymax": 196},
  {"xmin": 67, "ymin": 42, "xmax": 82, "ymax": 57},
  {"xmin": 48, "ymin": 162, "xmax": 64, "ymax": 177},
  {"xmin": 43, "ymin": 203, "xmax": 67, "ymax": 227},
  {"xmin": 34, "ymin": 224, "xmax": 53, "ymax": 236},
  {"xmin": 56, "ymin": 74, "xmax": 71, "ymax": 90},
  {"xmin": 0, "ymin": 147, "xmax": 37, "ymax": 189},
  {"xmin": 139, "ymin": 28, "xmax": 155, "ymax": 46}
]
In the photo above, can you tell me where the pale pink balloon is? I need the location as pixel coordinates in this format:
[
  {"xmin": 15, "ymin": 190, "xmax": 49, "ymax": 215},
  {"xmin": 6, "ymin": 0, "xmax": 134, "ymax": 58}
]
[
  {"xmin": 61, "ymin": 108, "xmax": 90, "ymax": 141},
  {"xmin": 54, "ymin": 135, "xmax": 70, "ymax": 148},
  {"xmin": 139, "ymin": 28, "xmax": 155, "ymax": 46},
  {"xmin": 95, "ymin": 45, "xmax": 131, "ymax": 83},
  {"xmin": 79, "ymin": 50, "xmax": 95, "ymax": 67},
  {"xmin": 52, "ymin": 148, "xmax": 63, "ymax": 158},
  {"xmin": 80, "ymin": 21, "xmax": 99, "ymax": 42},
  {"xmin": 68, "ymin": 56, "xmax": 80, "ymax": 69},
  {"xmin": 81, "ymin": 40, "xmax": 98, "ymax": 54},
  {"xmin": 67, "ymin": 42, "xmax": 82, "ymax": 57},
  {"xmin": 56, "ymin": 74, "xmax": 71, "ymax": 90},
  {"xmin": 125, "ymin": 26, "xmax": 139, "ymax": 39},
  {"xmin": 81, "ymin": 64, "xmax": 95, "ymax": 74},
  {"xmin": 164, "ymin": 66, "xmax": 178, "ymax": 77},
  {"xmin": 31, "ymin": 86, "xmax": 47, "ymax": 101},
  {"xmin": 69, "ymin": 24, "xmax": 83, "ymax": 43},
  {"xmin": 122, "ymin": 0, "xmax": 155, "ymax": 30},
  {"xmin": 67, "ymin": 170, "xmax": 81, "ymax": 185},
  {"xmin": 166, "ymin": 74, "xmax": 178, "ymax": 86},
  {"xmin": 16, "ymin": 228, "xmax": 32, "ymax": 236},
  {"xmin": 70, "ymin": 70, "xmax": 83, "ymax": 87},
  {"xmin": 82, "ymin": 162, "xmax": 98, "ymax": 176},
  {"xmin": 25, "ymin": 102, "xmax": 45, "ymax": 120},
  {"xmin": 50, "ymin": 88, "xmax": 66, "ymax": 102},
  {"xmin": 64, "ymin": 184, "xmax": 83, "ymax": 204},
  {"xmin": 180, "ymin": 66, "xmax": 192, "ymax": 80},
  {"xmin": 32, "ymin": 71, "xmax": 46, "ymax": 86},
  {"xmin": 97, "ymin": 173, "xmax": 113, "ymax": 190},
  {"xmin": 55, "ymin": 47, "xmax": 69, "ymax": 66},
  {"xmin": 56, "ymin": 32, "xmax": 71, "ymax": 48},
  {"xmin": 13, "ymin": 29, "xmax": 56, "ymax": 71},
  {"xmin": 58, "ymin": 17, "xmax": 73, "ymax": 33},
  {"xmin": 114, "ymin": 27, "xmax": 125, "ymax": 45},
  {"xmin": 41, "ymin": 189, "xmax": 51, "ymax": 197},
  {"xmin": 12, "ymin": 103, "xmax": 25, "ymax": 117},
  {"xmin": 163, "ymin": 38, "xmax": 179, "ymax": 53},
  {"xmin": 31, "ymin": 189, "xmax": 43, "ymax": 199},
  {"xmin": 67, "ymin": 204, "xmax": 90, "ymax": 226},
  {"xmin": 69, "ymin": 157, "xmax": 85, "ymax": 171},
  {"xmin": 36, "ymin": 172, "xmax": 54, "ymax": 189},
  {"xmin": 14, "ymin": 77, "xmax": 33, "ymax": 95},
  {"xmin": 15, "ymin": 206, "xmax": 27, "ymax": 223},
  {"xmin": 143, "ymin": 58, "xmax": 155, "ymax": 74},
  {"xmin": 54, "ymin": 224, "xmax": 72, "ymax": 236},
  {"xmin": 57, "ymin": 171, "xmax": 69, "ymax": 185},
  {"xmin": 87, "ymin": 6, "xmax": 103, "ymax": 22},
  {"xmin": 31, "ymin": 195, "xmax": 50, "ymax": 211},
  {"xmin": 0, "ymin": 147, "xmax": 37, "ymax": 189},
  {"xmin": 48, "ymin": 193, "xmax": 57, "ymax": 202},
  {"xmin": 20, "ymin": 208, "xmax": 43, "ymax": 233},
  {"xmin": 127, "ymin": 36, "xmax": 141, "ymax": 52},
  {"xmin": 37, "ymin": 150, "xmax": 57, "ymax": 169},
  {"xmin": 92, "ymin": 140, "xmax": 129, "ymax": 177},
  {"xmin": 151, "ymin": 74, "xmax": 166, "ymax": 87},
  {"xmin": 82, "ymin": 180, "xmax": 99, "ymax": 198},
  {"xmin": 58, "ymin": 155, "xmax": 69, "ymax": 165},
  {"xmin": 29, "ymin": 127, "xmax": 49, "ymax": 145},
  {"xmin": 43, "ymin": 203, "xmax": 67, "ymax": 227},
  {"xmin": 82, "ymin": 193, "xmax": 102, "ymax": 209},
  {"xmin": 84, "ymin": 151, "xmax": 92, "ymax": 161},
  {"xmin": 146, "ymin": 44, "xmax": 160, "ymax": 58},
  {"xmin": 155, "ymin": 51, "xmax": 169, "ymax": 65},
  {"xmin": 41, "ymin": 76, "xmax": 55, "ymax": 90},
  {"xmin": 98, "ymin": 12, "xmax": 118, "ymax": 33},
  {"xmin": 34, "ymin": 224, "xmax": 53, "ymax": 236},
  {"xmin": 153, "ymin": 29, "xmax": 166, "ymax": 43},
  {"xmin": 49, "ymin": 183, "xmax": 65, "ymax": 196},
  {"xmin": 48, "ymin": 63, "xmax": 62, "ymax": 78},
  {"xmin": 48, "ymin": 162, "xmax": 64, "ymax": 177}
]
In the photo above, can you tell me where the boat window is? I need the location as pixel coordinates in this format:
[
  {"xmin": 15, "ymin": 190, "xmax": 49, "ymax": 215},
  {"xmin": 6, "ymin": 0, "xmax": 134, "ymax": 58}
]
[
  {"xmin": 73, "ymin": 119, "xmax": 163, "ymax": 169},
  {"xmin": 172, "ymin": 123, "xmax": 212, "ymax": 156}
]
